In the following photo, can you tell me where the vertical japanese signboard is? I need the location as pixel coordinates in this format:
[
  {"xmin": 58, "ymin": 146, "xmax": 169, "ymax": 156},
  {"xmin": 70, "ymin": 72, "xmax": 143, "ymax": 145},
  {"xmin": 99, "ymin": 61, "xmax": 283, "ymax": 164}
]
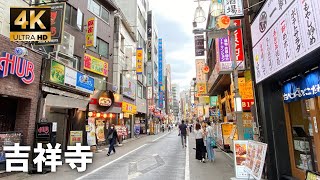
[
  {"xmin": 195, "ymin": 59, "xmax": 206, "ymax": 82},
  {"xmin": 136, "ymin": 48, "xmax": 143, "ymax": 74},
  {"xmin": 251, "ymin": 0, "xmax": 320, "ymax": 83},
  {"xmin": 85, "ymin": 17, "xmax": 97, "ymax": 47},
  {"xmin": 158, "ymin": 38, "xmax": 164, "ymax": 108},
  {"xmin": 194, "ymin": 35, "xmax": 205, "ymax": 56}
]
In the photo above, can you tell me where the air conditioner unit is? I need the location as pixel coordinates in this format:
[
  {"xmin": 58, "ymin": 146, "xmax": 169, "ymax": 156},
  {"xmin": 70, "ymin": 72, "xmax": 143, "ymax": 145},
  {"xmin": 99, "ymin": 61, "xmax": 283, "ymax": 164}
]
[{"xmin": 57, "ymin": 31, "xmax": 75, "ymax": 56}]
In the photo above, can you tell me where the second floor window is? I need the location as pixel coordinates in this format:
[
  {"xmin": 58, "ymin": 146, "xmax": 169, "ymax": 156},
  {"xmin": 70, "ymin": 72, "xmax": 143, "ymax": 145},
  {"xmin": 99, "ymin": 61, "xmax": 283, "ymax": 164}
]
[
  {"xmin": 88, "ymin": 0, "xmax": 110, "ymax": 23},
  {"xmin": 89, "ymin": 38, "xmax": 109, "ymax": 58},
  {"xmin": 65, "ymin": 4, "xmax": 83, "ymax": 31}
]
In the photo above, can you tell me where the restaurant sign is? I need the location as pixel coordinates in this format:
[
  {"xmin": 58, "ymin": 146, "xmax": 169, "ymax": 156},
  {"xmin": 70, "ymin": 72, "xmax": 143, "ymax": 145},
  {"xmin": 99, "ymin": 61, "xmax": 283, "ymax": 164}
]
[
  {"xmin": 0, "ymin": 52, "xmax": 35, "ymax": 84},
  {"xmin": 122, "ymin": 102, "xmax": 137, "ymax": 114},
  {"xmin": 84, "ymin": 53, "xmax": 108, "ymax": 77}
]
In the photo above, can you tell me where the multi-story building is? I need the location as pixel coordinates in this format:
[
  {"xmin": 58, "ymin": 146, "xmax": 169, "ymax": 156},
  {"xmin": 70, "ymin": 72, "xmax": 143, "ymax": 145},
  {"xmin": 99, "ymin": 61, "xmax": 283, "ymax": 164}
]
[
  {"xmin": 114, "ymin": 0, "xmax": 149, "ymax": 135},
  {"xmin": 165, "ymin": 64, "xmax": 172, "ymax": 116},
  {"xmin": 172, "ymin": 84, "xmax": 180, "ymax": 122}
]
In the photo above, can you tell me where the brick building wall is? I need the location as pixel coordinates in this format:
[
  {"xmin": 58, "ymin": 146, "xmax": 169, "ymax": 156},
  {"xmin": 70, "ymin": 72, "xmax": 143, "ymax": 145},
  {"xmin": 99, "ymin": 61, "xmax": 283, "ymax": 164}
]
[{"xmin": 0, "ymin": 35, "xmax": 42, "ymax": 145}]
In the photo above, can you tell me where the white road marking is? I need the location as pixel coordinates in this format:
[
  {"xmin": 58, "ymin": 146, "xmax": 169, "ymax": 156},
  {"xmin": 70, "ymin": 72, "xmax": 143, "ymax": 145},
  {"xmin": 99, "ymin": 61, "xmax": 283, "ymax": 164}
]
[
  {"xmin": 76, "ymin": 144, "xmax": 148, "ymax": 180},
  {"xmin": 152, "ymin": 132, "xmax": 169, "ymax": 142},
  {"xmin": 185, "ymin": 138, "xmax": 190, "ymax": 180}
]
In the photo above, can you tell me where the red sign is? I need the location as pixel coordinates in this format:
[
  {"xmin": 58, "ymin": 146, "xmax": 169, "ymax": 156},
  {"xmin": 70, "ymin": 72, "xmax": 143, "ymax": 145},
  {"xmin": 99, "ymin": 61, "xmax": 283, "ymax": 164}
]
[
  {"xmin": 242, "ymin": 99, "xmax": 254, "ymax": 111},
  {"xmin": 203, "ymin": 66, "xmax": 209, "ymax": 73},
  {"xmin": 0, "ymin": 52, "xmax": 35, "ymax": 84},
  {"xmin": 234, "ymin": 28, "xmax": 244, "ymax": 62},
  {"xmin": 90, "ymin": 98, "xmax": 98, "ymax": 104}
]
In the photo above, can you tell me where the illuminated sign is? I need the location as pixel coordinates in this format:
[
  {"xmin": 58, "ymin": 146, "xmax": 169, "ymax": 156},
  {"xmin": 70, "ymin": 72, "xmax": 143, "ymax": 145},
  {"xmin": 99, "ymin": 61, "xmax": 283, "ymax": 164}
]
[
  {"xmin": 84, "ymin": 53, "xmax": 108, "ymax": 77},
  {"xmin": 0, "ymin": 52, "xmax": 35, "ymax": 84},
  {"xmin": 136, "ymin": 48, "xmax": 143, "ymax": 74},
  {"xmin": 85, "ymin": 17, "xmax": 97, "ymax": 47}
]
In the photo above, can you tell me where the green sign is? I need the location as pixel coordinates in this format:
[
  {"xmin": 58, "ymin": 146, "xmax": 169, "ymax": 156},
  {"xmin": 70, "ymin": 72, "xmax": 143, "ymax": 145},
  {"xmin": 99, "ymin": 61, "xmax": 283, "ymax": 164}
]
[
  {"xmin": 50, "ymin": 60, "xmax": 65, "ymax": 85},
  {"xmin": 210, "ymin": 96, "xmax": 218, "ymax": 107}
]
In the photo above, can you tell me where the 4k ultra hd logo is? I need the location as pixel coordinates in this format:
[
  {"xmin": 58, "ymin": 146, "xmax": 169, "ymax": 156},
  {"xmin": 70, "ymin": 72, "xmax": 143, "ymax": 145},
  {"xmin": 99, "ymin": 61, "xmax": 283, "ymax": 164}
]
[{"xmin": 10, "ymin": 7, "xmax": 51, "ymax": 42}]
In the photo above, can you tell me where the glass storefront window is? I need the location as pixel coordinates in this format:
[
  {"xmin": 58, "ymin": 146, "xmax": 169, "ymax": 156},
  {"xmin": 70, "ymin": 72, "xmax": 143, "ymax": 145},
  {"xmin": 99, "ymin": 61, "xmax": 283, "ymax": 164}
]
[{"xmin": 288, "ymin": 98, "xmax": 318, "ymax": 172}]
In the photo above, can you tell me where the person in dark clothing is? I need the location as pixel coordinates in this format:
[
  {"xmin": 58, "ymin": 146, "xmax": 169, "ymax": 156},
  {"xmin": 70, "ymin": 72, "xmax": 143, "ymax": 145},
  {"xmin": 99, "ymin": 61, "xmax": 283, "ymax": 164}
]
[
  {"xmin": 194, "ymin": 123, "xmax": 206, "ymax": 162},
  {"xmin": 107, "ymin": 124, "xmax": 119, "ymax": 156},
  {"xmin": 179, "ymin": 120, "xmax": 188, "ymax": 148}
]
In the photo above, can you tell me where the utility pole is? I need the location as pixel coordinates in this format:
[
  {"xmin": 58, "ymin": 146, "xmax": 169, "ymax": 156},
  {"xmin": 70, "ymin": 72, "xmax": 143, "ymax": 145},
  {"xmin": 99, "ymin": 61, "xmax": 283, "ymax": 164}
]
[{"xmin": 229, "ymin": 28, "xmax": 244, "ymax": 140}]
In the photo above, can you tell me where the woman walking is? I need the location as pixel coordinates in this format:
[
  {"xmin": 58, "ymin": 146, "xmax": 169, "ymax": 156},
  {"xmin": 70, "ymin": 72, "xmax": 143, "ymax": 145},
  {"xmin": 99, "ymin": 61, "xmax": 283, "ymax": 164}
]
[
  {"xmin": 205, "ymin": 122, "xmax": 215, "ymax": 162},
  {"xmin": 107, "ymin": 124, "xmax": 120, "ymax": 156},
  {"xmin": 194, "ymin": 123, "xmax": 206, "ymax": 163}
]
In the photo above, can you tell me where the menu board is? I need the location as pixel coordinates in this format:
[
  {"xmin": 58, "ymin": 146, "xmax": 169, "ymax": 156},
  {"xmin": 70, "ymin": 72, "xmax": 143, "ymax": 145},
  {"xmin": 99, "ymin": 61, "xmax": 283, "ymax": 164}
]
[
  {"xmin": 244, "ymin": 141, "xmax": 268, "ymax": 180},
  {"xmin": 221, "ymin": 123, "xmax": 235, "ymax": 146},
  {"xmin": 234, "ymin": 140, "xmax": 250, "ymax": 179},
  {"xmin": 87, "ymin": 118, "xmax": 96, "ymax": 146},
  {"xmin": 0, "ymin": 132, "xmax": 22, "ymax": 162},
  {"xmin": 69, "ymin": 131, "xmax": 82, "ymax": 146}
]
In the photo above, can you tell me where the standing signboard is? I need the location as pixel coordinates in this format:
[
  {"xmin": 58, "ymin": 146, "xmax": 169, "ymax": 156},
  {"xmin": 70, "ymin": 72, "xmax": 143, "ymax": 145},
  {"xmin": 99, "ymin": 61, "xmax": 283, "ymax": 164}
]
[
  {"xmin": 233, "ymin": 140, "xmax": 250, "ymax": 178},
  {"xmin": 244, "ymin": 141, "xmax": 268, "ymax": 180}
]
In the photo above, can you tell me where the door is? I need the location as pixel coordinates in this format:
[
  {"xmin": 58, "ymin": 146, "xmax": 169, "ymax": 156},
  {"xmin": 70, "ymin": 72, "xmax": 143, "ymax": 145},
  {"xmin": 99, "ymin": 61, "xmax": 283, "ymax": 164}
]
[{"xmin": 0, "ymin": 97, "xmax": 17, "ymax": 132}]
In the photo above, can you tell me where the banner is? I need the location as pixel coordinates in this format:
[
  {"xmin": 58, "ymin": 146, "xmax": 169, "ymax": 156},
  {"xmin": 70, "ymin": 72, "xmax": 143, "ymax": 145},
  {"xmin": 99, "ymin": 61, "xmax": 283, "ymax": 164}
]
[
  {"xmin": 136, "ymin": 48, "xmax": 143, "ymax": 74},
  {"xmin": 69, "ymin": 131, "xmax": 82, "ymax": 146},
  {"xmin": 122, "ymin": 102, "xmax": 137, "ymax": 114},
  {"xmin": 87, "ymin": 118, "xmax": 96, "ymax": 146},
  {"xmin": 234, "ymin": 140, "xmax": 249, "ymax": 178},
  {"xmin": 96, "ymin": 120, "xmax": 105, "ymax": 142},
  {"xmin": 84, "ymin": 53, "xmax": 108, "ymax": 77},
  {"xmin": 85, "ymin": 17, "xmax": 97, "ymax": 47},
  {"xmin": 245, "ymin": 141, "xmax": 268, "ymax": 180},
  {"xmin": 35, "ymin": 3, "xmax": 65, "ymax": 45},
  {"xmin": 199, "ymin": 96, "xmax": 210, "ymax": 104},
  {"xmin": 195, "ymin": 35, "xmax": 205, "ymax": 56},
  {"xmin": 195, "ymin": 59, "xmax": 206, "ymax": 82}
]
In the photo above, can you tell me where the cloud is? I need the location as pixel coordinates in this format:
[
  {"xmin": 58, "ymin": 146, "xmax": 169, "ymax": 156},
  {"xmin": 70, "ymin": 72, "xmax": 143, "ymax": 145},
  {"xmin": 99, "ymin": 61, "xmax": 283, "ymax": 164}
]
[{"xmin": 149, "ymin": 0, "xmax": 210, "ymax": 92}]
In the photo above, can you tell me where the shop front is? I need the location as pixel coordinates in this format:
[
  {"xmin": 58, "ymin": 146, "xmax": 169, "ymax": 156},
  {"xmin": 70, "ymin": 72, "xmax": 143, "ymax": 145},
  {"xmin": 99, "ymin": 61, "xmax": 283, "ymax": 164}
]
[
  {"xmin": 40, "ymin": 59, "xmax": 94, "ymax": 151},
  {"xmin": 0, "ymin": 36, "xmax": 42, "ymax": 163},
  {"xmin": 122, "ymin": 101, "xmax": 137, "ymax": 138}
]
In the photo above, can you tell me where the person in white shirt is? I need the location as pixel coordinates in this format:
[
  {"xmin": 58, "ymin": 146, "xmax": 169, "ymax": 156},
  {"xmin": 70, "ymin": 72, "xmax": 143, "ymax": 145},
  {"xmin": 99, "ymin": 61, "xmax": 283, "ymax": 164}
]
[
  {"xmin": 194, "ymin": 123, "xmax": 206, "ymax": 163},
  {"xmin": 205, "ymin": 121, "xmax": 215, "ymax": 162}
]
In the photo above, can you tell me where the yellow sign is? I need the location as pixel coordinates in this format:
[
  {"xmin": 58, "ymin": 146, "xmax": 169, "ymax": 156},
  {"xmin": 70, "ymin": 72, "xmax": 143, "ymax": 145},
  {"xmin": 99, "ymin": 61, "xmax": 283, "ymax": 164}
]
[
  {"xmin": 122, "ymin": 102, "xmax": 137, "ymax": 114},
  {"xmin": 136, "ymin": 48, "xmax": 143, "ymax": 74},
  {"xmin": 69, "ymin": 131, "xmax": 82, "ymax": 146},
  {"xmin": 242, "ymin": 112, "xmax": 253, "ymax": 127},
  {"xmin": 239, "ymin": 78, "xmax": 254, "ymax": 99},
  {"xmin": 197, "ymin": 82, "xmax": 207, "ymax": 94},
  {"xmin": 84, "ymin": 53, "xmax": 108, "ymax": 76},
  {"xmin": 199, "ymin": 96, "xmax": 210, "ymax": 104},
  {"xmin": 85, "ymin": 17, "xmax": 97, "ymax": 47}
]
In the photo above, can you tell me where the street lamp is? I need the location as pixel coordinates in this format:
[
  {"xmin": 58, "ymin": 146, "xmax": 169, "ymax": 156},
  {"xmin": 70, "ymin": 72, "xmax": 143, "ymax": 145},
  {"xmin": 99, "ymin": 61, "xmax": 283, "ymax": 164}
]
[{"xmin": 194, "ymin": 0, "xmax": 206, "ymax": 23}]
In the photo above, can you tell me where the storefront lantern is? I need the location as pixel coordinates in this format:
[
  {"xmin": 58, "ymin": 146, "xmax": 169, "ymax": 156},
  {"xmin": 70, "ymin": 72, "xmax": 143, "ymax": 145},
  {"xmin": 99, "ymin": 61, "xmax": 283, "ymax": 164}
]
[
  {"xmin": 92, "ymin": 112, "xmax": 96, "ymax": 117},
  {"xmin": 216, "ymin": 15, "xmax": 231, "ymax": 29},
  {"xmin": 103, "ymin": 113, "xmax": 107, "ymax": 118},
  {"xmin": 96, "ymin": 112, "xmax": 101, "ymax": 118},
  {"xmin": 88, "ymin": 112, "xmax": 93, "ymax": 117},
  {"xmin": 203, "ymin": 66, "xmax": 210, "ymax": 73}
]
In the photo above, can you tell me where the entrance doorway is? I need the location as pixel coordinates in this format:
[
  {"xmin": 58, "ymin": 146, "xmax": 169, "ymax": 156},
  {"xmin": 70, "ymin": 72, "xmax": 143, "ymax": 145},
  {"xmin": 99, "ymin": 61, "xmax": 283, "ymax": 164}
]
[{"xmin": 0, "ymin": 97, "xmax": 17, "ymax": 132}]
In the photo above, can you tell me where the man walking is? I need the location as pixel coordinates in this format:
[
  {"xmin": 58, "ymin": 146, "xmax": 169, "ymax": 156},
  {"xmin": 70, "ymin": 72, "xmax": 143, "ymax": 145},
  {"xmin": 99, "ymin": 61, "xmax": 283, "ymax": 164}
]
[{"xmin": 179, "ymin": 120, "xmax": 188, "ymax": 148}]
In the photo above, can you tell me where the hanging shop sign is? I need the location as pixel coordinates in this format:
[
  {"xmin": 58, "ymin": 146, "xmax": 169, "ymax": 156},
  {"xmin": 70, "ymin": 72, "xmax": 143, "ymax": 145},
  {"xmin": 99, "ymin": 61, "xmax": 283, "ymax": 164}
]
[
  {"xmin": 242, "ymin": 99, "xmax": 254, "ymax": 111},
  {"xmin": 122, "ymin": 77, "xmax": 136, "ymax": 99},
  {"xmin": 84, "ymin": 53, "xmax": 108, "ymax": 77},
  {"xmin": 50, "ymin": 60, "xmax": 94, "ymax": 94},
  {"xmin": 98, "ymin": 91, "xmax": 114, "ymax": 107},
  {"xmin": 283, "ymin": 68, "xmax": 320, "ymax": 103},
  {"xmin": 202, "ymin": 65, "xmax": 209, "ymax": 73},
  {"xmin": 224, "ymin": 0, "xmax": 244, "ymax": 17},
  {"xmin": 69, "ymin": 131, "xmax": 83, "ymax": 146},
  {"xmin": 199, "ymin": 96, "xmax": 210, "ymax": 104},
  {"xmin": 85, "ymin": 17, "xmax": 97, "ymax": 47},
  {"xmin": 233, "ymin": 140, "xmax": 249, "ymax": 179},
  {"xmin": 122, "ymin": 102, "xmax": 137, "ymax": 114},
  {"xmin": 195, "ymin": 59, "xmax": 206, "ymax": 82},
  {"xmin": 35, "ymin": 3, "xmax": 66, "ymax": 45},
  {"xmin": 35, "ymin": 123, "xmax": 52, "ymax": 139},
  {"xmin": 136, "ymin": 48, "xmax": 143, "ymax": 74},
  {"xmin": 147, "ymin": 86, "xmax": 152, "ymax": 99},
  {"xmin": 158, "ymin": 39, "xmax": 163, "ymax": 85},
  {"xmin": 0, "ymin": 52, "xmax": 35, "ymax": 84},
  {"xmin": 216, "ymin": 15, "xmax": 231, "ymax": 29},
  {"xmin": 197, "ymin": 82, "xmax": 207, "ymax": 95},
  {"xmin": 251, "ymin": 0, "xmax": 320, "ymax": 83},
  {"xmin": 244, "ymin": 141, "xmax": 268, "ymax": 180},
  {"xmin": 195, "ymin": 35, "xmax": 205, "ymax": 56},
  {"xmin": 210, "ymin": 96, "xmax": 218, "ymax": 107}
]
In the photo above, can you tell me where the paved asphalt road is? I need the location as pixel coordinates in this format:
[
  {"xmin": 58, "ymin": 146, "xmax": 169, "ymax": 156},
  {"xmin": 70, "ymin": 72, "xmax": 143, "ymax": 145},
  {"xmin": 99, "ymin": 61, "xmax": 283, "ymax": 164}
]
[{"xmin": 77, "ymin": 131, "xmax": 186, "ymax": 180}]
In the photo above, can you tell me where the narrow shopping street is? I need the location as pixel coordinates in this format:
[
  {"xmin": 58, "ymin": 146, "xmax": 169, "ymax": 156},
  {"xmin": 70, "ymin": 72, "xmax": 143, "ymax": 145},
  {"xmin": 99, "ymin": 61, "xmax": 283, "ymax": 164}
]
[{"xmin": 6, "ymin": 129, "xmax": 234, "ymax": 180}]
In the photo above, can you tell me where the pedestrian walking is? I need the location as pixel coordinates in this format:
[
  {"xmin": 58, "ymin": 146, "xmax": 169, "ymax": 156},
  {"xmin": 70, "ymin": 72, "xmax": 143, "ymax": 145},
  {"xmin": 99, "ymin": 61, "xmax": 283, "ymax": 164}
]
[
  {"xmin": 194, "ymin": 123, "xmax": 206, "ymax": 163},
  {"xmin": 179, "ymin": 120, "xmax": 188, "ymax": 148},
  {"xmin": 205, "ymin": 121, "xmax": 215, "ymax": 162},
  {"xmin": 168, "ymin": 124, "xmax": 171, "ymax": 132},
  {"xmin": 107, "ymin": 124, "xmax": 120, "ymax": 156},
  {"xmin": 189, "ymin": 124, "xmax": 192, "ymax": 133},
  {"xmin": 162, "ymin": 124, "xmax": 165, "ymax": 133}
]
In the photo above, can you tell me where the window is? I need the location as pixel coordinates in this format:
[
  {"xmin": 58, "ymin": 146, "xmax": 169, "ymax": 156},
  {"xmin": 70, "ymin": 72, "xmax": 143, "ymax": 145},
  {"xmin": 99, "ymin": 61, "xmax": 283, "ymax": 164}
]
[
  {"xmin": 138, "ymin": 8, "xmax": 146, "ymax": 30},
  {"xmin": 89, "ymin": 38, "xmax": 109, "ymax": 58},
  {"xmin": 88, "ymin": 0, "xmax": 110, "ymax": 23},
  {"xmin": 138, "ymin": 84, "xmax": 142, "ymax": 98},
  {"xmin": 143, "ymin": 87, "xmax": 146, "ymax": 99},
  {"xmin": 121, "ymin": 35, "xmax": 125, "ymax": 52},
  {"xmin": 65, "ymin": 4, "xmax": 83, "ymax": 31},
  {"xmin": 138, "ymin": 32, "xmax": 146, "ymax": 51}
]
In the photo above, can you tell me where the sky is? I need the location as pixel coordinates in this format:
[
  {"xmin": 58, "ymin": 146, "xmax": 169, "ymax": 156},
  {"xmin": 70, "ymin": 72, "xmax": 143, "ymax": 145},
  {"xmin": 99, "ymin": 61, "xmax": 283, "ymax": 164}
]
[{"xmin": 149, "ymin": 0, "xmax": 209, "ymax": 91}]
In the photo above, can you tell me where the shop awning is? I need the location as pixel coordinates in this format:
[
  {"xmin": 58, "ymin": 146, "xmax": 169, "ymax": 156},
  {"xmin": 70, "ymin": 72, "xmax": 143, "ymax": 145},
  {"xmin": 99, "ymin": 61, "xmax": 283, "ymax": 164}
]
[
  {"xmin": 208, "ymin": 74, "xmax": 231, "ymax": 96},
  {"xmin": 46, "ymin": 94, "xmax": 89, "ymax": 110}
]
